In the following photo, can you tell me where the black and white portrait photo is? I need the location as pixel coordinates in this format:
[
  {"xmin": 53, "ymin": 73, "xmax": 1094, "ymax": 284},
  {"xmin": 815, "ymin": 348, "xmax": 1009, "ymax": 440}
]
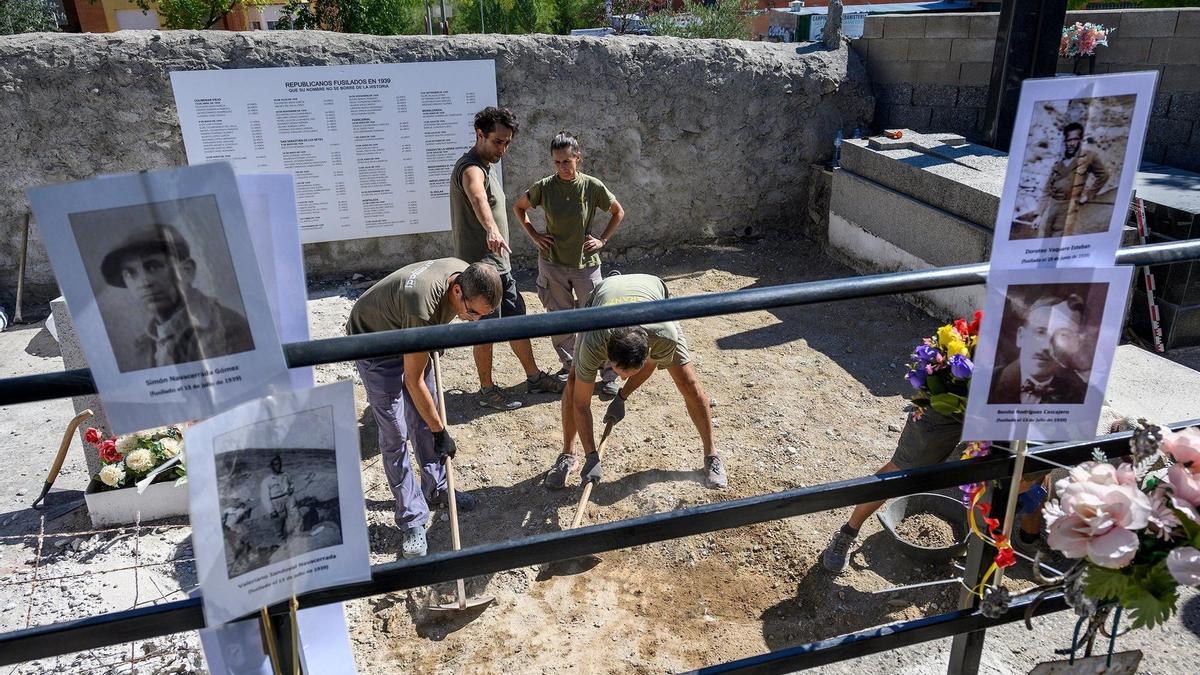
[
  {"xmin": 1010, "ymin": 94, "xmax": 1135, "ymax": 241},
  {"xmin": 71, "ymin": 196, "xmax": 254, "ymax": 373},
  {"xmin": 964, "ymin": 267, "xmax": 1133, "ymax": 442},
  {"xmin": 214, "ymin": 407, "xmax": 343, "ymax": 578},
  {"xmin": 987, "ymin": 73, "xmax": 1155, "ymax": 270},
  {"xmin": 186, "ymin": 381, "xmax": 370, "ymax": 626},
  {"xmin": 27, "ymin": 163, "xmax": 291, "ymax": 434},
  {"xmin": 987, "ymin": 283, "xmax": 1108, "ymax": 406}
]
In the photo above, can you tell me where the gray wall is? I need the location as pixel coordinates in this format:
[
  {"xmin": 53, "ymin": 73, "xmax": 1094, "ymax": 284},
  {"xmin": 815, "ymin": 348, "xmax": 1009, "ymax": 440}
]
[
  {"xmin": 0, "ymin": 31, "xmax": 873, "ymax": 307},
  {"xmin": 852, "ymin": 8, "xmax": 1200, "ymax": 172}
]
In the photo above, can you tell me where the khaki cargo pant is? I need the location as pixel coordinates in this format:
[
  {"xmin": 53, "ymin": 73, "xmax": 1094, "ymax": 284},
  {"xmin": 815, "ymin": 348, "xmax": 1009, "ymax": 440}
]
[{"xmin": 536, "ymin": 258, "xmax": 616, "ymax": 382}]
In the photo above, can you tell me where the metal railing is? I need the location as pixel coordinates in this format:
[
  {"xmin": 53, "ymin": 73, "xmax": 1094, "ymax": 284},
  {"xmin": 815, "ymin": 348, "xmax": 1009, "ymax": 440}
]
[{"xmin": 2, "ymin": 238, "xmax": 1198, "ymax": 672}]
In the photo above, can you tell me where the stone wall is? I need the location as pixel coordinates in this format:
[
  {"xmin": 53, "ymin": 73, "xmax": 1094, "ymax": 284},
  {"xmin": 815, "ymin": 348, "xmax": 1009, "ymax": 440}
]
[
  {"xmin": 852, "ymin": 8, "xmax": 1200, "ymax": 172},
  {"xmin": 0, "ymin": 31, "xmax": 873, "ymax": 307}
]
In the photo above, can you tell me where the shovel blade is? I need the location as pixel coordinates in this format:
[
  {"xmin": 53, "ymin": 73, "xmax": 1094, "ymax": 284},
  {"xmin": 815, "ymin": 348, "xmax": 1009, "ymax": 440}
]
[{"xmin": 429, "ymin": 594, "xmax": 495, "ymax": 612}]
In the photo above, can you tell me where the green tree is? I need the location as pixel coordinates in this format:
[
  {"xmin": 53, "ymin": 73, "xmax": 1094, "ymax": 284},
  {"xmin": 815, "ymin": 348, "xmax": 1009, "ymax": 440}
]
[
  {"xmin": 644, "ymin": 0, "xmax": 752, "ymax": 40},
  {"xmin": 0, "ymin": 0, "xmax": 61, "ymax": 34},
  {"xmin": 278, "ymin": 0, "xmax": 421, "ymax": 34},
  {"xmin": 129, "ymin": 0, "xmax": 240, "ymax": 29},
  {"xmin": 510, "ymin": 0, "xmax": 539, "ymax": 32}
]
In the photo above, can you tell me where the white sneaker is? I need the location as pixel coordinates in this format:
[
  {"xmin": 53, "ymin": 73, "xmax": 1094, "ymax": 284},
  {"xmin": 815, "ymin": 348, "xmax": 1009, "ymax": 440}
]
[{"xmin": 401, "ymin": 526, "xmax": 427, "ymax": 559}]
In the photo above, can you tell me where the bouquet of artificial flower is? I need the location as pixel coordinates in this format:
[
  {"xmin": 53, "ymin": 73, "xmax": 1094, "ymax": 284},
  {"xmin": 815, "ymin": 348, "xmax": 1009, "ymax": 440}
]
[
  {"xmin": 1037, "ymin": 422, "xmax": 1200, "ymax": 629},
  {"xmin": 905, "ymin": 311, "xmax": 982, "ymax": 418},
  {"xmin": 1060, "ymin": 22, "xmax": 1113, "ymax": 58},
  {"xmin": 85, "ymin": 426, "xmax": 186, "ymax": 491}
]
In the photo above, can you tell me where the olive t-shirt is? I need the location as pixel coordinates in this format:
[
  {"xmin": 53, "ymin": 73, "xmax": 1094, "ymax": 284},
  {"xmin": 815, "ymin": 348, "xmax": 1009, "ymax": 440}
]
[
  {"xmin": 449, "ymin": 150, "xmax": 510, "ymax": 273},
  {"xmin": 574, "ymin": 274, "xmax": 689, "ymax": 383},
  {"xmin": 526, "ymin": 172, "xmax": 616, "ymax": 269},
  {"xmin": 345, "ymin": 258, "xmax": 466, "ymax": 335}
]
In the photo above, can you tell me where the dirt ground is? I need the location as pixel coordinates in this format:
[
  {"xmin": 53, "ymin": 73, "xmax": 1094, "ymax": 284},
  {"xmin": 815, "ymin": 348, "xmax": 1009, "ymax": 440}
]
[{"xmin": 3, "ymin": 235, "xmax": 1198, "ymax": 674}]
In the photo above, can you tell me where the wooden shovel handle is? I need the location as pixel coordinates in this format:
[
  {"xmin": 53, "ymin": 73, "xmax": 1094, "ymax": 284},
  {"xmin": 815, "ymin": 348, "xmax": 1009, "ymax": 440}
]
[
  {"xmin": 569, "ymin": 420, "xmax": 615, "ymax": 530},
  {"xmin": 430, "ymin": 352, "xmax": 468, "ymax": 608}
]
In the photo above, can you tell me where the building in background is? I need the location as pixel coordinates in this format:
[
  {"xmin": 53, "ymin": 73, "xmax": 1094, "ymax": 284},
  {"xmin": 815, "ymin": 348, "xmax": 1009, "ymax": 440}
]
[
  {"xmin": 761, "ymin": 0, "xmax": 973, "ymax": 42},
  {"xmin": 60, "ymin": 0, "xmax": 291, "ymax": 32}
]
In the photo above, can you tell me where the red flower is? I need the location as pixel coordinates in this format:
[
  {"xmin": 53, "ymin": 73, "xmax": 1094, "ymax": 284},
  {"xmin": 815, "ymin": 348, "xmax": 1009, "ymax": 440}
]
[
  {"xmin": 994, "ymin": 545, "xmax": 1016, "ymax": 568},
  {"xmin": 98, "ymin": 439, "xmax": 122, "ymax": 463},
  {"xmin": 967, "ymin": 310, "xmax": 983, "ymax": 336},
  {"xmin": 954, "ymin": 318, "xmax": 969, "ymax": 338},
  {"xmin": 84, "ymin": 427, "xmax": 102, "ymax": 445}
]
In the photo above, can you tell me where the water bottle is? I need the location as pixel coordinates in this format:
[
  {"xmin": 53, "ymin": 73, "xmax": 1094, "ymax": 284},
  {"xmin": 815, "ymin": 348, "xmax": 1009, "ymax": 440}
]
[{"xmin": 833, "ymin": 129, "xmax": 844, "ymax": 168}]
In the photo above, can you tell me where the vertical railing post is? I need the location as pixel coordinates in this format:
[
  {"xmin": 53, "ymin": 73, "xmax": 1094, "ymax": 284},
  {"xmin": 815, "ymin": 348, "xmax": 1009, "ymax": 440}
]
[{"xmin": 947, "ymin": 476, "xmax": 1010, "ymax": 675}]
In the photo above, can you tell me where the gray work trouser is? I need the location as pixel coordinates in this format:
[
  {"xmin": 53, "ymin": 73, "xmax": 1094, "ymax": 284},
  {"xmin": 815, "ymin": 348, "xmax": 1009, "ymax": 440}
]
[{"xmin": 357, "ymin": 355, "xmax": 445, "ymax": 529}]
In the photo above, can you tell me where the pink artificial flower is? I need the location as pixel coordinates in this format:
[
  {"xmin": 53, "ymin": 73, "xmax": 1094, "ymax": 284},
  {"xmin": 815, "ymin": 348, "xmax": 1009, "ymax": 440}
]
[
  {"xmin": 84, "ymin": 427, "xmax": 102, "ymax": 445},
  {"xmin": 1044, "ymin": 462, "xmax": 1151, "ymax": 569},
  {"xmin": 1147, "ymin": 487, "xmax": 1182, "ymax": 540},
  {"xmin": 1168, "ymin": 464, "xmax": 1200, "ymax": 524},
  {"xmin": 1162, "ymin": 426, "xmax": 1200, "ymax": 471},
  {"xmin": 1166, "ymin": 547, "xmax": 1200, "ymax": 587}
]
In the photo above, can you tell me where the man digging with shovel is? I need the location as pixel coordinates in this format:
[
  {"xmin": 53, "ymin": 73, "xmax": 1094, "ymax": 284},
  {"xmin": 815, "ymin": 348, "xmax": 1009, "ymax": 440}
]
[
  {"xmin": 544, "ymin": 273, "xmax": 727, "ymax": 490},
  {"xmin": 347, "ymin": 258, "xmax": 502, "ymax": 558}
]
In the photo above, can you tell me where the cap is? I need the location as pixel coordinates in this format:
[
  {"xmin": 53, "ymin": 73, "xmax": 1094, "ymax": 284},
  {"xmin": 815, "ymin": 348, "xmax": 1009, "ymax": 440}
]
[{"xmin": 99, "ymin": 223, "xmax": 191, "ymax": 288}]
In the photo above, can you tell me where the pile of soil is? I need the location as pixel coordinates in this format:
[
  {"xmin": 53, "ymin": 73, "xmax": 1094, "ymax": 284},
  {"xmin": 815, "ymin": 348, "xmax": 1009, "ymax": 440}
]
[{"xmin": 894, "ymin": 512, "xmax": 961, "ymax": 549}]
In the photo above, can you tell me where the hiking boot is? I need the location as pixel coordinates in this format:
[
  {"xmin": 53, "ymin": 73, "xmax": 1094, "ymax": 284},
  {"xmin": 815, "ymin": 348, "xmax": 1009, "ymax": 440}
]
[
  {"xmin": 597, "ymin": 379, "xmax": 620, "ymax": 401},
  {"xmin": 401, "ymin": 526, "xmax": 427, "ymax": 559},
  {"xmin": 821, "ymin": 528, "xmax": 858, "ymax": 574},
  {"xmin": 478, "ymin": 386, "xmax": 522, "ymax": 411},
  {"xmin": 704, "ymin": 455, "xmax": 728, "ymax": 489},
  {"xmin": 544, "ymin": 453, "xmax": 577, "ymax": 490},
  {"xmin": 431, "ymin": 489, "xmax": 478, "ymax": 512},
  {"xmin": 526, "ymin": 370, "xmax": 566, "ymax": 394}
]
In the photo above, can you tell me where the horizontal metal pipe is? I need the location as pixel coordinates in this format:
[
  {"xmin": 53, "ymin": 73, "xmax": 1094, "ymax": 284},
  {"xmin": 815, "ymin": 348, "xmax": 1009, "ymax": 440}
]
[
  {"xmin": 685, "ymin": 591, "xmax": 1068, "ymax": 674},
  {"xmin": 3, "ymin": 423, "xmax": 1185, "ymax": 667},
  {"xmin": 3, "ymin": 239, "xmax": 1198, "ymax": 407}
]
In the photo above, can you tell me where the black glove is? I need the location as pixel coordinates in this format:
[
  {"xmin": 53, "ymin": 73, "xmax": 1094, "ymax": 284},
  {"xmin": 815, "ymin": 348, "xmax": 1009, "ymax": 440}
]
[
  {"xmin": 603, "ymin": 394, "xmax": 626, "ymax": 424},
  {"xmin": 581, "ymin": 452, "xmax": 602, "ymax": 484},
  {"xmin": 432, "ymin": 429, "xmax": 457, "ymax": 459}
]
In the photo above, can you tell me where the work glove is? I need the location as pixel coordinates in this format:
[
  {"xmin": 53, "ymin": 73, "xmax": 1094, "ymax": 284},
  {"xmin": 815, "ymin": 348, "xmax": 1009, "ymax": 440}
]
[
  {"xmin": 432, "ymin": 429, "xmax": 457, "ymax": 460},
  {"xmin": 581, "ymin": 452, "xmax": 602, "ymax": 485},
  {"xmin": 603, "ymin": 394, "xmax": 625, "ymax": 425}
]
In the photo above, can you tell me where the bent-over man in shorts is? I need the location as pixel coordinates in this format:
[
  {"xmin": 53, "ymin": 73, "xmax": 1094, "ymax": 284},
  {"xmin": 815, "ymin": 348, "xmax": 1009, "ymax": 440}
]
[{"xmin": 544, "ymin": 273, "xmax": 727, "ymax": 490}]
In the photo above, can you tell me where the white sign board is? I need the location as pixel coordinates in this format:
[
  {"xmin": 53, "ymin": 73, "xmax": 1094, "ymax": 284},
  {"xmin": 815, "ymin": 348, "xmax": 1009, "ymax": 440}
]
[
  {"xmin": 810, "ymin": 12, "xmax": 867, "ymax": 41},
  {"xmin": 27, "ymin": 163, "xmax": 292, "ymax": 434},
  {"xmin": 187, "ymin": 380, "xmax": 370, "ymax": 626},
  {"xmin": 171, "ymin": 61, "xmax": 499, "ymax": 244},
  {"xmin": 989, "ymin": 72, "xmax": 1156, "ymax": 270},
  {"xmin": 962, "ymin": 266, "xmax": 1133, "ymax": 442}
]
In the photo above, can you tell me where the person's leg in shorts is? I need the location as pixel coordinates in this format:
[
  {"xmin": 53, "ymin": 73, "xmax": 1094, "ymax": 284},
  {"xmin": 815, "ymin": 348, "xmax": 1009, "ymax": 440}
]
[
  {"xmin": 536, "ymin": 260, "xmax": 616, "ymax": 386},
  {"xmin": 472, "ymin": 270, "xmax": 563, "ymax": 410},
  {"xmin": 820, "ymin": 409, "xmax": 963, "ymax": 573}
]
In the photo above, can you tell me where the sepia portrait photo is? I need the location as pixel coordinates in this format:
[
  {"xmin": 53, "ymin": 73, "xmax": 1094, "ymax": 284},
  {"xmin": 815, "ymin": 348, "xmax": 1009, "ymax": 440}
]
[
  {"xmin": 1010, "ymin": 94, "xmax": 1135, "ymax": 241},
  {"xmin": 70, "ymin": 196, "xmax": 254, "ymax": 373},
  {"xmin": 214, "ymin": 405, "xmax": 344, "ymax": 578},
  {"xmin": 963, "ymin": 266, "xmax": 1134, "ymax": 442},
  {"xmin": 987, "ymin": 282, "xmax": 1108, "ymax": 406}
]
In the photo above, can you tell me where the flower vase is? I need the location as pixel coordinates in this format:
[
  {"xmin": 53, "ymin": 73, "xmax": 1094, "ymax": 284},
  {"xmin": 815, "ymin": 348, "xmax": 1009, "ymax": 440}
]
[
  {"xmin": 84, "ymin": 478, "xmax": 190, "ymax": 527},
  {"xmin": 1072, "ymin": 54, "xmax": 1096, "ymax": 75}
]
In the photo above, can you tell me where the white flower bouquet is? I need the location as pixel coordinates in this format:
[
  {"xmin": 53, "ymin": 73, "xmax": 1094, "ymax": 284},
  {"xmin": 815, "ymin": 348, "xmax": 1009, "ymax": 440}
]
[{"xmin": 85, "ymin": 425, "xmax": 187, "ymax": 491}]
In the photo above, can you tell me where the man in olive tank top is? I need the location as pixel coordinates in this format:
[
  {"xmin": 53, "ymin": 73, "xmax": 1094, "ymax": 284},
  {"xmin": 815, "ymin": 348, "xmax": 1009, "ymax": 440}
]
[{"xmin": 449, "ymin": 107, "xmax": 564, "ymax": 411}]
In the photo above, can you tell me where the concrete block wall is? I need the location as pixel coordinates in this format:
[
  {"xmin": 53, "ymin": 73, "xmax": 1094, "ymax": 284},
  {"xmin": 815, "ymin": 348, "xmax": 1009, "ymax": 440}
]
[{"xmin": 853, "ymin": 8, "xmax": 1200, "ymax": 173}]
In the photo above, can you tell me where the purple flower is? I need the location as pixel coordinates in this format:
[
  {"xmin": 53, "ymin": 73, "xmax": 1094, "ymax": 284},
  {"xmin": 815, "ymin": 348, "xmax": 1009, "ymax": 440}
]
[
  {"xmin": 949, "ymin": 354, "xmax": 974, "ymax": 379},
  {"xmin": 914, "ymin": 344, "xmax": 940, "ymax": 364},
  {"xmin": 906, "ymin": 368, "xmax": 927, "ymax": 390}
]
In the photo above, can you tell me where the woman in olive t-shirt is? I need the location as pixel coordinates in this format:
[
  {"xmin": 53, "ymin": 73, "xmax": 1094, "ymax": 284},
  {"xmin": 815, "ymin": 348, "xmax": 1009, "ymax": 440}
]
[{"xmin": 512, "ymin": 132, "xmax": 626, "ymax": 395}]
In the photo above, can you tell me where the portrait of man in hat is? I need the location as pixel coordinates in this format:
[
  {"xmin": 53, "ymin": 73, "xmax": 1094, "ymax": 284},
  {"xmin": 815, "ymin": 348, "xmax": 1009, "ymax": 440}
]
[{"xmin": 99, "ymin": 222, "xmax": 254, "ymax": 371}]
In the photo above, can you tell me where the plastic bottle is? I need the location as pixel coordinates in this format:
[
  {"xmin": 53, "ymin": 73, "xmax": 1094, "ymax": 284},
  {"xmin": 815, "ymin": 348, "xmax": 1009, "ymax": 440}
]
[{"xmin": 833, "ymin": 129, "xmax": 844, "ymax": 168}]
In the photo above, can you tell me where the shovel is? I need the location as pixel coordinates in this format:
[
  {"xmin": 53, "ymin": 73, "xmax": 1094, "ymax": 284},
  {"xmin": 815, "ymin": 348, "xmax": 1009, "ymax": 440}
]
[
  {"xmin": 568, "ymin": 419, "xmax": 615, "ymax": 529},
  {"xmin": 428, "ymin": 351, "xmax": 494, "ymax": 613},
  {"xmin": 32, "ymin": 408, "xmax": 94, "ymax": 510},
  {"xmin": 536, "ymin": 419, "xmax": 615, "ymax": 580}
]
